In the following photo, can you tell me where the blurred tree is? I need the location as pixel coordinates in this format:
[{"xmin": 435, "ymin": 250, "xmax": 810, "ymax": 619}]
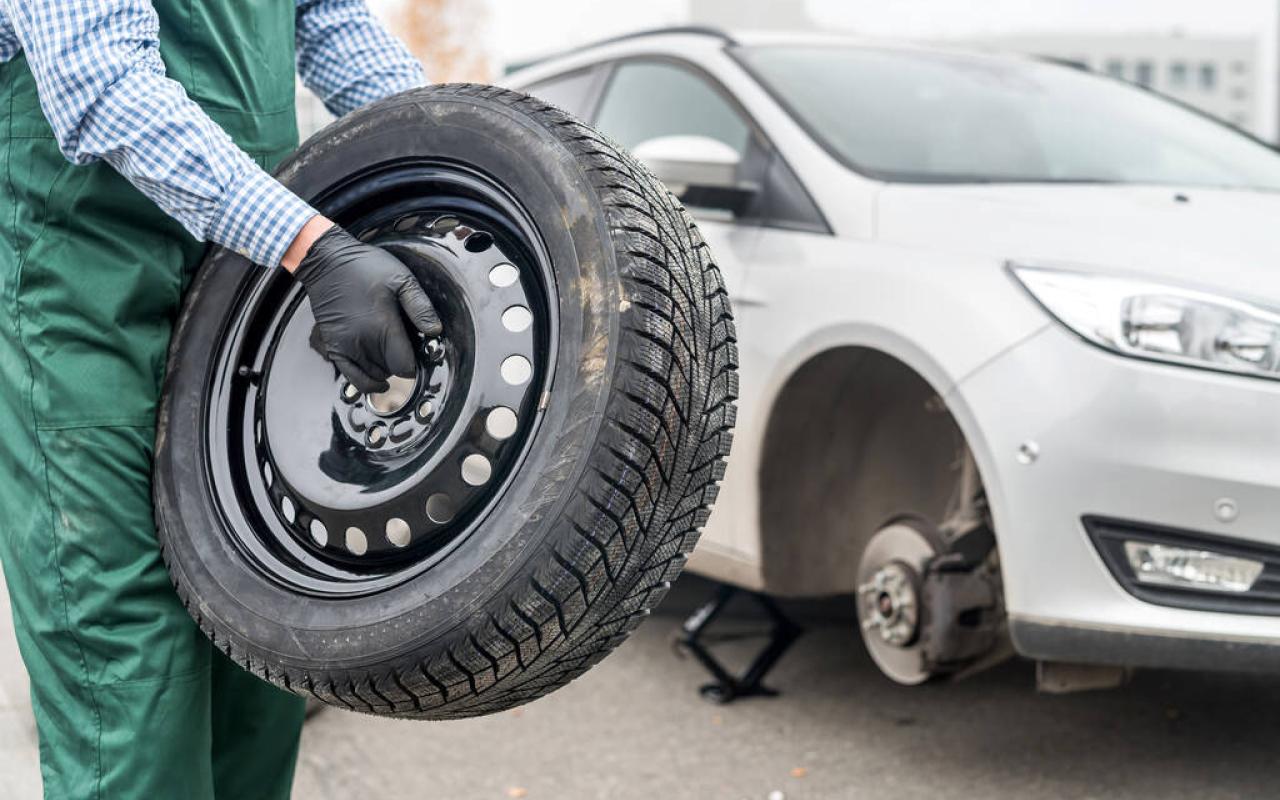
[{"xmin": 390, "ymin": 0, "xmax": 494, "ymax": 83}]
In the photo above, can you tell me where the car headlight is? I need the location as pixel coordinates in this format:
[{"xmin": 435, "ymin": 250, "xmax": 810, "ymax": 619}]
[{"xmin": 1010, "ymin": 264, "xmax": 1280, "ymax": 380}]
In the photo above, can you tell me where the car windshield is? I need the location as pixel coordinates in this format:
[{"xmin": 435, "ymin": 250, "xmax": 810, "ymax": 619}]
[{"xmin": 736, "ymin": 44, "xmax": 1280, "ymax": 190}]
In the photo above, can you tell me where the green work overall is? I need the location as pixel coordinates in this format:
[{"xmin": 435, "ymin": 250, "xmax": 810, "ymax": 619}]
[{"xmin": 0, "ymin": 2, "xmax": 307, "ymax": 797}]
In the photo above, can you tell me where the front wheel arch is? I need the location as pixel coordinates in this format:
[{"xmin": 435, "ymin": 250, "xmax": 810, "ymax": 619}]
[{"xmin": 754, "ymin": 345, "xmax": 991, "ymax": 596}]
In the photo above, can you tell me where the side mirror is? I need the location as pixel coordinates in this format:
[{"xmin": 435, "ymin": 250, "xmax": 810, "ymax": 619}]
[{"xmin": 631, "ymin": 135, "xmax": 758, "ymax": 216}]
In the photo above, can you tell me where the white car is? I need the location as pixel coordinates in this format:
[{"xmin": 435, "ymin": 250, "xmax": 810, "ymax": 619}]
[{"xmin": 506, "ymin": 28, "xmax": 1280, "ymax": 687}]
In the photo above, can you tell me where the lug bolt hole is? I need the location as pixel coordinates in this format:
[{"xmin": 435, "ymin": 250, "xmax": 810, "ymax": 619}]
[{"xmin": 416, "ymin": 399, "xmax": 434, "ymax": 423}]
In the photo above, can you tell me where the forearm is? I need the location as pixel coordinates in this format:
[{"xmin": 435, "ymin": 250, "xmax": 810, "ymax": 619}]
[
  {"xmin": 296, "ymin": 0, "xmax": 425, "ymax": 117},
  {"xmin": 3, "ymin": 0, "xmax": 316, "ymax": 268},
  {"xmin": 281, "ymin": 215, "xmax": 335, "ymax": 272}
]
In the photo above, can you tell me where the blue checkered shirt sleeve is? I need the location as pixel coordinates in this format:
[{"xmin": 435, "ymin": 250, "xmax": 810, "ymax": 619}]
[
  {"xmin": 0, "ymin": 1, "xmax": 424, "ymax": 268},
  {"xmin": 297, "ymin": 0, "xmax": 426, "ymax": 117}
]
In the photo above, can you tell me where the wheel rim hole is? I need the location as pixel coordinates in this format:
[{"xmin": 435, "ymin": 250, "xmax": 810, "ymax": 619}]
[
  {"xmin": 461, "ymin": 454, "xmax": 492, "ymax": 486},
  {"xmin": 501, "ymin": 355, "xmax": 532, "ymax": 386},
  {"xmin": 489, "ymin": 263, "xmax": 519, "ymax": 288},
  {"xmin": 485, "ymin": 407, "xmax": 519, "ymax": 440},
  {"xmin": 345, "ymin": 527, "xmax": 368, "ymax": 556},
  {"xmin": 502, "ymin": 305, "xmax": 533, "ymax": 333},
  {"xmin": 426, "ymin": 493, "xmax": 456, "ymax": 524},
  {"xmin": 280, "ymin": 496, "xmax": 295, "ymax": 524},
  {"xmin": 386, "ymin": 518, "xmax": 412, "ymax": 548},
  {"xmin": 431, "ymin": 216, "xmax": 460, "ymax": 234},
  {"xmin": 309, "ymin": 519, "xmax": 329, "ymax": 547},
  {"xmin": 464, "ymin": 231, "xmax": 494, "ymax": 253}
]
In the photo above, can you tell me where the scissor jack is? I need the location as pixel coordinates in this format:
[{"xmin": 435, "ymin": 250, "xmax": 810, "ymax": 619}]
[{"xmin": 674, "ymin": 583, "xmax": 802, "ymax": 704}]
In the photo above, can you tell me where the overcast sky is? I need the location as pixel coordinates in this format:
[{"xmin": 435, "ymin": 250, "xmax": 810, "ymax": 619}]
[
  {"xmin": 487, "ymin": 0, "xmax": 685, "ymax": 63},
  {"xmin": 808, "ymin": 0, "xmax": 1277, "ymax": 39},
  {"xmin": 484, "ymin": 0, "xmax": 1279, "ymax": 62}
]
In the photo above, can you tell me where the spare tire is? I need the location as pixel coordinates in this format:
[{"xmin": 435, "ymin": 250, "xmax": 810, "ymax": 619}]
[{"xmin": 154, "ymin": 84, "xmax": 737, "ymax": 718}]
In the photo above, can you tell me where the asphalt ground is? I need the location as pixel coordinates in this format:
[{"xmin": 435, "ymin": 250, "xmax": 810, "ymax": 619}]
[{"xmin": 3, "ymin": 574, "xmax": 1277, "ymax": 799}]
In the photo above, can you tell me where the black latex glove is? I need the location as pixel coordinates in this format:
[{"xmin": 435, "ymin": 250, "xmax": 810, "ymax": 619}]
[{"xmin": 294, "ymin": 226, "xmax": 442, "ymax": 394}]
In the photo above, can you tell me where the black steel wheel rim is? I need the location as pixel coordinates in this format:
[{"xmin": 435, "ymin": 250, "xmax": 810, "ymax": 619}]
[{"xmin": 205, "ymin": 161, "xmax": 558, "ymax": 597}]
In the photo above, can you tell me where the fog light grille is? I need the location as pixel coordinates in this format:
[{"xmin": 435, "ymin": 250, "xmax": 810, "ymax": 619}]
[
  {"xmin": 1086, "ymin": 517, "xmax": 1280, "ymax": 615},
  {"xmin": 1124, "ymin": 541, "xmax": 1263, "ymax": 594}
]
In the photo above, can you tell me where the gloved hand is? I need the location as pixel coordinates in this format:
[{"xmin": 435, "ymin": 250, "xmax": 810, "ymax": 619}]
[{"xmin": 294, "ymin": 225, "xmax": 442, "ymax": 394}]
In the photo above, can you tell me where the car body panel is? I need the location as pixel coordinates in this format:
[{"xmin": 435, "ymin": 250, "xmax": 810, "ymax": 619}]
[
  {"xmin": 506, "ymin": 30, "xmax": 1280, "ymax": 669},
  {"xmin": 961, "ymin": 324, "xmax": 1280, "ymax": 644},
  {"xmin": 877, "ymin": 183, "xmax": 1280, "ymax": 301}
]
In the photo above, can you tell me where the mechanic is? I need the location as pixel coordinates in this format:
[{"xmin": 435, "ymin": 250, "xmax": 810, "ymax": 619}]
[{"xmin": 0, "ymin": 1, "xmax": 439, "ymax": 797}]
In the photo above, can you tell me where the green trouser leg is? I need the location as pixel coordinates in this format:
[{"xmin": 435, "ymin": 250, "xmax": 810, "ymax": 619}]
[
  {"xmin": 0, "ymin": 427, "xmax": 306, "ymax": 800},
  {"xmin": 0, "ymin": 84, "xmax": 306, "ymax": 800},
  {"xmin": 211, "ymin": 652, "xmax": 308, "ymax": 800}
]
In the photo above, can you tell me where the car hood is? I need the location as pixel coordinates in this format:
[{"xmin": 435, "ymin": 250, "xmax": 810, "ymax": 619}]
[{"xmin": 875, "ymin": 183, "xmax": 1280, "ymax": 301}]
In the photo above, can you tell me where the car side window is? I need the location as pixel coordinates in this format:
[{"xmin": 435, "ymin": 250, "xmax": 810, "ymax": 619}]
[
  {"xmin": 594, "ymin": 61, "xmax": 751, "ymax": 155},
  {"xmin": 590, "ymin": 58, "xmax": 828, "ymax": 234},
  {"xmin": 524, "ymin": 67, "xmax": 603, "ymax": 119}
]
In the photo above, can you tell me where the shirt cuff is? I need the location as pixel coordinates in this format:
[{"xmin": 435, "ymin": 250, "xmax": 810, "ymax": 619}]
[{"xmin": 208, "ymin": 169, "xmax": 318, "ymax": 268}]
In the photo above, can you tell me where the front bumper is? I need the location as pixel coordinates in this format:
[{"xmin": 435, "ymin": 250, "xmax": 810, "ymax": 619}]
[
  {"xmin": 1009, "ymin": 617, "xmax": 1280, "ymax": 673},
  {"xmin": 956, "ymin": 324, "xmax": 1280, "ymax": 668}
]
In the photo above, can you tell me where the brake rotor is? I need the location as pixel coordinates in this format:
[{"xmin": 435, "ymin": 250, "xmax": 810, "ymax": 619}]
[{"xmin": 856, "ymin": 521, "xmax": 940, "ymax": 685}]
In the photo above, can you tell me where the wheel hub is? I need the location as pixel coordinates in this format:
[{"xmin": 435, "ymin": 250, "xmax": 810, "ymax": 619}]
[
  {"xmin": 858, "ymin": 561, "xmax": 920, "ymax": 647},
  {"xmin": 333, "ymin": 341, "xmax": 447, "ymax": 452}
]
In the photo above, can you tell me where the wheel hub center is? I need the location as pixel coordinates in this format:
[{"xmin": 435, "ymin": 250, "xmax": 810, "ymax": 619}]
[
  {"xmin": 366, "ymin": 374, "xmax": 419, "ymax": 417},
  {"xmin": 335, "ymin": 333, "xmax": 447, "ymax": 452},
  {"xmin": 858, "ymin": 561, "xmax": 921, "ymax": 648}
]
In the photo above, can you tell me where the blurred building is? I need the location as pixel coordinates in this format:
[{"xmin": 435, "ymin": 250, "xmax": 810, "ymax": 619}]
[{"xmin": 964, "ymin": 33, "xmax": 1261, "ymax": 135}]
